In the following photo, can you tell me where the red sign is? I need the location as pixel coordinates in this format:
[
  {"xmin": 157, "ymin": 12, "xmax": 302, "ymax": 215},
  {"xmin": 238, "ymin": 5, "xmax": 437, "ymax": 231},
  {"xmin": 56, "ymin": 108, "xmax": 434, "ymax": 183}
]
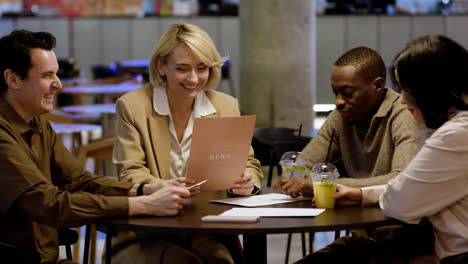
[{"xmin": 24, "ymin": 0, "xmax": 85, "ymax": 17}]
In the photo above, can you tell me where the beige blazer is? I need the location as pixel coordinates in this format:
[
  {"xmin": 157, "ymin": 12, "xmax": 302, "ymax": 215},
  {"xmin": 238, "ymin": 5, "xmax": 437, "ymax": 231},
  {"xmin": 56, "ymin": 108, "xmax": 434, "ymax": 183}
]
[{"xmin": 113, "ymin": 83, "xmax": 263, "ymax": 188}]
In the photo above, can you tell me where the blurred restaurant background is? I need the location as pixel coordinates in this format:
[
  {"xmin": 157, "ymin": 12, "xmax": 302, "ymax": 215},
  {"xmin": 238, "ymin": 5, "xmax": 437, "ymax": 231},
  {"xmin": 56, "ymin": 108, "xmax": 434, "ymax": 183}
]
[
  {"xmin": 1, "ymin": 0, "xmax": 468, "ymax": 131},
  {"xmin": 2, "ymin": 1, "xmax": 468, "ymax": 263}
]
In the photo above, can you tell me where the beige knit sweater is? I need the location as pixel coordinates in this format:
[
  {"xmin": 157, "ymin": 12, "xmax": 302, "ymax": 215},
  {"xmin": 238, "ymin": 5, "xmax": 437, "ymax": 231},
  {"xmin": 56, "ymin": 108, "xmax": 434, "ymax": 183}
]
[{"xmin": 300, "ymin": 89, "xmax": 422, "ymax": 187}]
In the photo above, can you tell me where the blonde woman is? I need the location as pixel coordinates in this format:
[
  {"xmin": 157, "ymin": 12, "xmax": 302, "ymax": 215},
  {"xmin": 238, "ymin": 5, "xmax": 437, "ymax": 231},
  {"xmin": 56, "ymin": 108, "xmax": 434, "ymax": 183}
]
[{"xmin": 111, "ymin": 24, "xmax": 263, "ymax": 263}]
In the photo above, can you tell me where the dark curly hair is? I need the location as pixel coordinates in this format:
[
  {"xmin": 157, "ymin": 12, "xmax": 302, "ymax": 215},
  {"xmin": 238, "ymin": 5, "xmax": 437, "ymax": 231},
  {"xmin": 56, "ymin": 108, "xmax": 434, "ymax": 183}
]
[
  {"xmin": 394, "ymin": 34, "xmax": 468, "ymax": 129},
  {"xmin": 0, "ymin": 30, "xmax": 56, "ymax": 94}
]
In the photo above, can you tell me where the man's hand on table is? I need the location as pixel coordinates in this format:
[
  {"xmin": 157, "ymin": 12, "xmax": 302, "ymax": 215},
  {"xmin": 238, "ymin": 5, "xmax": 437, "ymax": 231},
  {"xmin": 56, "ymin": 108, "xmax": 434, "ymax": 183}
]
[
  {"xmin": 170, "ymin": 177, "xmax": 201, "ymax": 196},
  {"xmin": 271, "ymin": 178, "xmax": 314, "ymax": 198},
  {"xmin": 139, "ymin": 178, "xmax": 200, "ymax": 197},
  {"xmin": 129, "ymin": 185, "xmax": 190, "ymax": 216}
]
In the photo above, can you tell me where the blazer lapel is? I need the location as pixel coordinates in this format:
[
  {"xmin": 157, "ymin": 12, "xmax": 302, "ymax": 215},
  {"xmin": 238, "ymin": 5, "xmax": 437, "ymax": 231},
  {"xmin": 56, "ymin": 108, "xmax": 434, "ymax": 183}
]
[{"xmin": 149, "ymin": 112, "xmax": 171, "ymax": 180}]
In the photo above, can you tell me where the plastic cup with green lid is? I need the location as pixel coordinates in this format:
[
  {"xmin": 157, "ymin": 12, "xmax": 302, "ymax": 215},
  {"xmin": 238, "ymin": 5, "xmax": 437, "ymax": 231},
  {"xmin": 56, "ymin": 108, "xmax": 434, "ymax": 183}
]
[
  {"xmin": 279, "ymin": 151, "xmax": 307, "ymax": 179},
  {"xmin": 311, "ymin": 163, "xmax": 339, "ymax": 209}
]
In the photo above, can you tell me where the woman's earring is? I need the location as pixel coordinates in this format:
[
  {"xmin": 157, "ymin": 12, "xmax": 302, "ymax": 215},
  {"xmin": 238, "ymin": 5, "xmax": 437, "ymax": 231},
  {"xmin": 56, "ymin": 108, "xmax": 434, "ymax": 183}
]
[{"xmin": 162, "ymin": 75, "xmax": 167, "ymax": 81}]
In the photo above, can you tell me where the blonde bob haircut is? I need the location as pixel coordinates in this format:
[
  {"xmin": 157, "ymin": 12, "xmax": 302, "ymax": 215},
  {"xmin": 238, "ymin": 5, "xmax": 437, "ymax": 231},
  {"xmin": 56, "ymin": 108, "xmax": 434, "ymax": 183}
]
[{"xmin": 149, "ymin": 23, "xmax": 227, "ymax": 90}]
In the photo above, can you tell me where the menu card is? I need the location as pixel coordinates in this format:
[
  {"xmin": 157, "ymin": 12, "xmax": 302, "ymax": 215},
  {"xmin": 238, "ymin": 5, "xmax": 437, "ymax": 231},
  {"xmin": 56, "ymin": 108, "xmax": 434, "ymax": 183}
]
[{"xmin": 187, "ymin": 115, "xmax": 256, "ymax": 191}]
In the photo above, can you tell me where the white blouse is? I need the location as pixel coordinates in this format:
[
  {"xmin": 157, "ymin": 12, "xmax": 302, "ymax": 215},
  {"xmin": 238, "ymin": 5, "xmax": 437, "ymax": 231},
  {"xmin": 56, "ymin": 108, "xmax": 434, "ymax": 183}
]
[
  {"xmin": 361, "ymin": 111, "xmax": 468, "ymax": 260},
  {"xmin": 153, "ymin": 87, "xmax": 216, "ymax": 179}
]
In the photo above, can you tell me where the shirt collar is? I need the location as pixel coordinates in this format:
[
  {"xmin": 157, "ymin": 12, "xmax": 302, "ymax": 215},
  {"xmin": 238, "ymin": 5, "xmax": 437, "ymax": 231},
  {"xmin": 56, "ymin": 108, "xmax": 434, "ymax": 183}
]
[
  {"xmin": 0, "ymin": 96, "xmax": 41, "ymax": 135},
  {"xmin": 153, "ymin": 87, "xmax": 216, "ymax": 118},
  {"xmin": 193, "ymin": 90, "xmax": 216, "ymax": 117},
  {"xmin": 153, "ymin": 87, "xmax": 171, "ymax": 116}
]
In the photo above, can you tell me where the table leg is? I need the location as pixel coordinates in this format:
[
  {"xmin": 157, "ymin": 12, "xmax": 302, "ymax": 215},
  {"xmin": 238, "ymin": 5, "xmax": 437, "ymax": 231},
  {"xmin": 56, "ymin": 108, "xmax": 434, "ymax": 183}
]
[
  {"xmin": 105, "ymin": 226, "xmax": 112, "ymax": 264},
  {"xmin": 243, "ymin": 234, "xmax": 267, "ymax": 264},
  {"xmin": 83, "ymin": 224, "xmax": 91, "ymax": 264}
]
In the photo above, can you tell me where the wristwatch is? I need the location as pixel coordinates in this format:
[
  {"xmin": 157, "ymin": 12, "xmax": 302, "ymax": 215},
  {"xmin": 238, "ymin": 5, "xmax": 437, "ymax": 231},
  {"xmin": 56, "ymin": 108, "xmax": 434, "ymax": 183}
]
[{"xmin": 137, "ymin": 183, "xmax": 146, "ymax": 196}]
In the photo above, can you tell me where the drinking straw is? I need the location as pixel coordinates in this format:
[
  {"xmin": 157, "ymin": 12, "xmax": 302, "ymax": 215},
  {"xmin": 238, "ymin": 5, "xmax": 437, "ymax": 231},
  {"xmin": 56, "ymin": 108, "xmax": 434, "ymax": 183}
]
[
  {"xmin": 325, "ymin": 130, "xmax": 335, "ymax": 164},
  {"xmin": 291, "ymin": 124, "xmax": 303, "ymax": 163},
  {"xmin": 295, "ymin": 124, "xmax": 303, "ymax": 153}
]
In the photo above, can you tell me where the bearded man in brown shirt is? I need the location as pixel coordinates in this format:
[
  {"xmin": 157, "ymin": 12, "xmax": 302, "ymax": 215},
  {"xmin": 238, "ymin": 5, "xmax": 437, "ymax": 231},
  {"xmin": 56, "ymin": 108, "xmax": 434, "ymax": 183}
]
[{"xmin": 0, "ymin": 30, "xmax": 192, "ymax": 264}]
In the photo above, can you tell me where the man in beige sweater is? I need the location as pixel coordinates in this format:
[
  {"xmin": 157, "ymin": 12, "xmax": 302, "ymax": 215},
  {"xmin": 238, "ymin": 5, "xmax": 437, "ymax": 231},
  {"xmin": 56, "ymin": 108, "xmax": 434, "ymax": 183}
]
[
  {"xmin": 273, "ymin": 46, "xmax": 421, "ymax": 196},
  {"xmin": 273, "ymin": 47, "xmax": 430, "ymax": 263}
]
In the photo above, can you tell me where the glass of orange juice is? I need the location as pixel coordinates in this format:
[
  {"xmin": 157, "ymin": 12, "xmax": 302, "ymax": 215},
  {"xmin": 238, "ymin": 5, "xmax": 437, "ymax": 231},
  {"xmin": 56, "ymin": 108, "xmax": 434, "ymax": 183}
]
[{"xmin": 311, "ymin": 163, "xmax": 339, "ymax": 209}]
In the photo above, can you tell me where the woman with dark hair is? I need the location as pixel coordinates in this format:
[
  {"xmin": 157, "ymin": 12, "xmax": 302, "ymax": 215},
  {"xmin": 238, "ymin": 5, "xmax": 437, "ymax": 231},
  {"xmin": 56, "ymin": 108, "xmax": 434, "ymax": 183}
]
[
  {"xmin": 395, "ymin": 35, "xmax": 468, "ymax": 128},
  {"xmin": 330, "ymin": 34, "xmax": 468, "ymax": 264}
]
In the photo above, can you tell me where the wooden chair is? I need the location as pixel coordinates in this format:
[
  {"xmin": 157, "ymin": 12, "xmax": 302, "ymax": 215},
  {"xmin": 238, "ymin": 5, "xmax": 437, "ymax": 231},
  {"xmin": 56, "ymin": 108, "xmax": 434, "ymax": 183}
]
[{"xmin": 75, "ymin": 135, "xmax": 115, "ymax": 264}]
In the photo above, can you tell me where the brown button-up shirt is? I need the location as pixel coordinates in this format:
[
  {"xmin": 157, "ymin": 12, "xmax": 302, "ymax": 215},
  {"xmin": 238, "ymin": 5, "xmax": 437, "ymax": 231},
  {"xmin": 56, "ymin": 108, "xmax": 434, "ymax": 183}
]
[{"xmin": 0, "ymin": 97, "xmax": 133, "ymax": 263}]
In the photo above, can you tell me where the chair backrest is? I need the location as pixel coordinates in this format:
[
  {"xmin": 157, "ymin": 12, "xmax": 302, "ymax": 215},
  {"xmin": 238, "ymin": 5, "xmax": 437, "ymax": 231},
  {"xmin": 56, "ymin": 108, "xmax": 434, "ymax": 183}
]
[
  {"xmin": 252, "ymin": 127, "xmax": 312, "ymax": 186},
  {"xmin": 253, "ymin": 127, "xmax": 298, "ymax": 145},
  {"xmin": 58, "ymin": 228, "xmax": 79, "ymax": 246},
  {"xmin": 272, "ymin": 139, "xmax": 311, "ymax": 177},
  {"xmin": 252, "ymin": 128, "xmax": 311, "ymax": 164},
  {"xmin": 58, "ymin": 228, "xmax": 79, "ymax": 260},
  {"xmin": 272, "ymin": 140, "xmax": 310, "ymax": 163},
  {"xmin": 252, "ymin": 128, "xmax": 299, "ymax": 165},
  {"xmin": 221, "ymin": 59, "xmax": 233, "ymax": 79}
]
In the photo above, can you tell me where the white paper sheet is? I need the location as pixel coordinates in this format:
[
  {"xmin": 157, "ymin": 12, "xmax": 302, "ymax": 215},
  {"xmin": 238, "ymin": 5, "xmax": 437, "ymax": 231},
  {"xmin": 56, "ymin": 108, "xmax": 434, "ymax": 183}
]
[
  {"xmin": 220, "ymin": 208, "xmax": 325, "ymax": 217},
  {"xmin": 210, "ymin": 193, "xmax": 312, "ymax": 207}
]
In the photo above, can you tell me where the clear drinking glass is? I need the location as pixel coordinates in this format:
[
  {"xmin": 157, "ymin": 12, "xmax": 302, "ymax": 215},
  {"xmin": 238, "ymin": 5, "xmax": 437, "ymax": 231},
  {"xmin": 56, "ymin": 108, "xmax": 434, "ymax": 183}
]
[
  {"xmin": 279, "ymin": 151, "xmax": 307, "ymax": 179},
  {"xmin": 311, "ymin": 163, "xmax": 339, "ymax": 208}
]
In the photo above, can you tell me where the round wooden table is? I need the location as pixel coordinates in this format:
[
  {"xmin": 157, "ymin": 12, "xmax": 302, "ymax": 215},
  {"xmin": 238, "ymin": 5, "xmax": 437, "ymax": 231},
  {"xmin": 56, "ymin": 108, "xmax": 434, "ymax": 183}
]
[{"xmin": 98, "ymin": 190, "xmax": 399, "ymax": 264}]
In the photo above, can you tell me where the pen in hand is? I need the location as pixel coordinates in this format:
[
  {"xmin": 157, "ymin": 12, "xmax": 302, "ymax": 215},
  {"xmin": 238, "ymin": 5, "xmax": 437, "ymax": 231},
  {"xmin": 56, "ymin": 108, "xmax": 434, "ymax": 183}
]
[{"xmin": 187, "ymin": 180, "xmax": 207, "ymax": 190}]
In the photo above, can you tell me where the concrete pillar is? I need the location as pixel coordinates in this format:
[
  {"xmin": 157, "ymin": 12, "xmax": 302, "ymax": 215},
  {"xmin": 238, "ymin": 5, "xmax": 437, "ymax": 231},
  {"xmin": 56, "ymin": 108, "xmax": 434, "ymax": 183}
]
[{"xmin": 239, "ymin": 0, "xmax": 316, "ymax": 132}]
